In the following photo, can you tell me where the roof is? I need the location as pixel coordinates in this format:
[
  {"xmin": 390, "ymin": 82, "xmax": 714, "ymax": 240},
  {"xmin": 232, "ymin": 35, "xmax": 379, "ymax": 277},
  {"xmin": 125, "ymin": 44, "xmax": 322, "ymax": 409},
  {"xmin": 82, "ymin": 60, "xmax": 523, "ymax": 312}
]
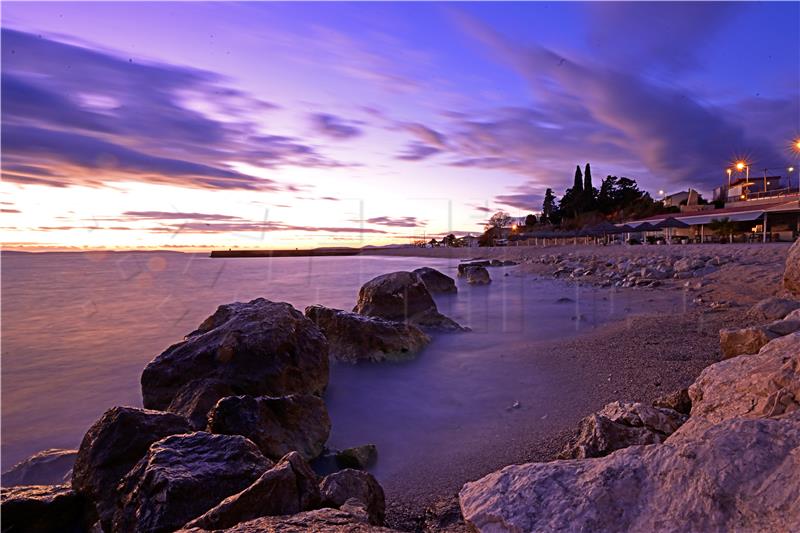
[{"xmin": 625, "ymin": 199, "xmax": 800, "ymax": 227}]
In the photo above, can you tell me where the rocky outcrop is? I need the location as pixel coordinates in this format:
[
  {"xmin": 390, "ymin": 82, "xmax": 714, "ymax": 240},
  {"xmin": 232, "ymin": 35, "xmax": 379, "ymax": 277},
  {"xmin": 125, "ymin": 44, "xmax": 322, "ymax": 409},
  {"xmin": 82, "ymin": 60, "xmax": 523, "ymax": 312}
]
[
  {"xmin": 719, "ymin": 324, "xmax": 780, "ymax": 358},
  {"xmin": 413, "ymin": 267, "xmax": 457, "ymax": 293},
  {"xmin": 652, "ymin": 388, "xmax": 691, "ymax": 415},
  {"xmin": 320, "ymin": 469, "xmax": 386, "ymax": 526},
  {"xmin": 2, "ymin": 448, "xmax": 77, "ymax": 487},
  {"xmin": 336, "ymin": 444, "xmax": 378, "ymax": 470},
  {"xmin": 141, "ymin": 298, "xmax": 329, "ymax": 418},
  {"xmin": 305, "ymin": 305, "xmax": 430, "ymax": 363},
  {"xmin": 183, "ymin": 451, "xmax": 320, "ymax": 531},
  {"xmin": 179, "ymin": 507, "xmax": 401, "ymax": 532},
  {"xmin": 167, "ymin": 378, "xmax": 236, "ymax": 430},
  {"xmin": 464, "ymin": 266, "xmax": 490, "ymax": 285},
  {"xmin": 559, "ymin": 401, "xmax": 686, "ymax": 459},
  {"xmin": 746, "ymin": 296, "xmax": 800, "ymax": 322},
  {"xmin": 71, "ymin": 406, "xmax": 192, "ymax": 530},
  {"xmin": 207, "ymin": 394, "xmax": 330, "ymax": 461},
  {"xmin": 784, "ymin": 238, "xmax": 800, "ymax": 296},
  {"xmin": 677, "ymin": 331, "xmax": 800, "ymax": 437},
  {"xmin": 0, "ymin": 484, "xmax": 92, "ymax": 533},
  {"xmin": 460, "ymin": 413, "xmax": 800, "ymax": 533},
  {"xmin": 113, "ymin": 432, "xmax": 271, "ymax": 533},
  {"xmin": 353, "ymin": 272, "xmax": 464, "ymax": 331}
]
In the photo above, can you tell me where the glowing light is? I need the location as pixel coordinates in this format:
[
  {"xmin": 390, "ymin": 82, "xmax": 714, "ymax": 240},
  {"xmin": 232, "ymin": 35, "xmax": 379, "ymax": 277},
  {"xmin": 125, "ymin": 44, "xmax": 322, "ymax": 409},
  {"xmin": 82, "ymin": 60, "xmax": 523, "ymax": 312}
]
[
  {"xmin": 726, "ymin": 168, "xmax": 732, "ymax": 175},
  {"xmin": 740, "ymin": 194, "xmax": 746, "ymax": 200},
  {"xmin": 795, "ymin": 139, "xmax": 800, "ymax": 151},
  {"xmin": 790, "ymin": 167, "xmax": 796, "ymax": 172},
  {"xmin": 658, "ymin": 189, "xmax": 665, "ymax": 196},
  {"xmin": 736, "ymin": 162, "xmax": 746, "ymax": 171}
]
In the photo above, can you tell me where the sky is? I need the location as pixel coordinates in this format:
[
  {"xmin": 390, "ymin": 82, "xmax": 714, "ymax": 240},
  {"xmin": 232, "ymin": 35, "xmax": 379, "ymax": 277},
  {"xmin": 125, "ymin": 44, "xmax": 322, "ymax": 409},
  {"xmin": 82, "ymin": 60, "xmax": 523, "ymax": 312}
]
[{"xmin": 2, "ymin": 1, "xmax": 799, "ymax": 251}]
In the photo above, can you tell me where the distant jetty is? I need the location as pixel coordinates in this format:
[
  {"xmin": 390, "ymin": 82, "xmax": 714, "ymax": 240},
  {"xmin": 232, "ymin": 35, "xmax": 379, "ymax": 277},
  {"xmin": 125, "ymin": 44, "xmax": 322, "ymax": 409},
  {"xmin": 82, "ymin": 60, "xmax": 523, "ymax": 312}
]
[{"xmin": 210, "ymin": 247, "xmax": 362, "ymax": 258}]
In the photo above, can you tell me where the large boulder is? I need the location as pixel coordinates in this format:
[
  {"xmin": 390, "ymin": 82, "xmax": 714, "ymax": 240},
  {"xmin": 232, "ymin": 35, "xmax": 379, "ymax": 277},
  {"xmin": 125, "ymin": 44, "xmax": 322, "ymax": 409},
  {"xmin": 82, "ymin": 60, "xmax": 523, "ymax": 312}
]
[
  {"xmin": 167, "ymin": 378, "xmax": 235, "ymax": 430},
  {"xmin": 652, "ymin": 388, "xmax": 691, "ymax": 415},
  {"xmin": 559, "ymin": 401, "xmax": 686, "ymax": 459},
  {"xmin": 784, "ymin": 238, "xmax": 800, "ymax": 296},
  {"xmin": 2, "ymin": 448, "xmax": 77, "ymax": 487},
  {"xmin": 179, "ymin": 507, "xmax": 402, "ymax": 532},
  {"xmin": 719, "ymin": 325, "xmax": 780, "ymax": 359},
  {"xmin": 141, "ymin": 298, "xmax": 329, "ymax": 418},
  {"xmin": 305, "ymin": 305, "xmax": 430, "ymax": 363},
  {"xmin": 72, "ymin": 406, "xmax": 192, "ymax": 531},
  {"xmin": 460, "ymin": 413, "xmax": 800, "ymax": 532},
  {"xmin": 677, "ymin": 331, "xmax": 800, "ymax": 437},
  {"xmin": 320, "ymin": 469, "xmax": 386, "ymax": 526},
  {"xmin": 464, "ymin": 266, "xmax": 491, "ymax": 285},
  {"xmin": 413, "ymin": 267, "xmax": 457, "ymax": 293},
  {"xmin": 352, "ymin": 272, "xmax": 464, "ymax": 331},
  {"xmin": 746, "ymin": 296, "xmax": 800, "ymax": 322},
  {"xmin": 183, "ymin": 451, "xmax": 320, "ymax": 530},
  {"xmin": 207, "ymin": 394, "xmax": 330, "ymax": 461},
  {"xmin": 336, "ymin": 444, "xmax": 378, "ymax": 470},
  {"xmin": 113, "ymin": 432, "xmax": 271, "ymax": 533},
  {"xmin": 0, "ymin": 484, "xmax": 92, "ymax": 533}
]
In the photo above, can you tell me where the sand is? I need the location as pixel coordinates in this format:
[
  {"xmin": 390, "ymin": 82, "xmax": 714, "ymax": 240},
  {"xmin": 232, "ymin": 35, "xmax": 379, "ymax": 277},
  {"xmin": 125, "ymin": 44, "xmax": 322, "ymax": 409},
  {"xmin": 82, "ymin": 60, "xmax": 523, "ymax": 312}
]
[{"xmin": 369, "ymin": 243, "xmax": 792, "ymax": 531}]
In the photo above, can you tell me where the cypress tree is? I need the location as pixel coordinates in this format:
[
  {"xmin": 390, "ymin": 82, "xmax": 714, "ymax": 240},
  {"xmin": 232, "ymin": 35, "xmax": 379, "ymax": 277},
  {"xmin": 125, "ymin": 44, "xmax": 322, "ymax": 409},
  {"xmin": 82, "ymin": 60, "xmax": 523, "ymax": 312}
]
[
  {"xmin": 573, "ymin": 165, "xmax": 583, "ymax": 194},
  {"xmin": 583, "ymin": 163, "xmax": 593, "ymax": 194}
]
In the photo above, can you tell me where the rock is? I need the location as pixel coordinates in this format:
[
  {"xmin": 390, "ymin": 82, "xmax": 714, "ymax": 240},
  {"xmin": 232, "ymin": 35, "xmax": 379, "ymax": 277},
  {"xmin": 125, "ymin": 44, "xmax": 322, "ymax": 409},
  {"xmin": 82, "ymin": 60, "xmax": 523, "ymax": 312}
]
[
  {"xmin": 673, "ymin": 258, "xmax": 693, "ymax": 272},
  {"xmin": 559, "ymin": 401, "xmax": 686, "ymax": 459},
  {"xmin": 336, "ymin": 444, "xmax": 378, "ymax": 470},
  {"xmin": 719, "ymin": 325, "xmax": 779, "ymax": 359},
  {"xmin": 413, "ymin": 267, "xmax": 457, "ymax": 293},
  {"xmin": 183, "ymin": 451, "xmax": 320, "ymax": 530},
  {"xmin": 784, "ymin": 238, "xmax": 800, "ymax": 296},
  {"xmin": 464, "ymin": 266, "xmax": 491, "ymax": 285},
  {"xmin": 457, "ymin": 261, "xmax": 491, "ymax": 275},
  {"xmin": 305, "ymin": 305, "xmax": 430, "ymax": 363},
  {"xmin": 766, "ymin": 318, "xmax": 800, "ymax": 336},
  {"xmin": 114, "ymin": 432, "xmax": 271, "ymax": 533},
  {"xmin": 0, "ymin": 484, "xmax": 92, "ymax": 533},
  {"xmin": 2, "ymin": 448, "xmax": 77, "ymax": 487},
  {"xmin": 207, "ymin": 394, "xmax": 330, "ymax": 461},
  {"xmin": 72, "ymin": 406, "xmax": 192, "ymax": 531},
  {"xmin": 178, "ymin": 507, "xmax": 401, "ymax": 532},
  {"xmin": 460, "ymin": 413, "xmax": 800, "ymax": 533},
  {"xmin": 746, "ymin": 296, "xmax": 800, "ymax": 322},
  {"xmin": 141, "ymin": 298, "xmax": 329, "ymax": 417},
  {"xmin": 167, "ymin": 378, "xmax": 236, "ymax": 430},
  {"xmin": 652, "ymin": 388, "xmax": 692, "ymax": 415},
  {"xmin": 320, "ymin": 469, "xmax": 386, "ymax": 526},
  {"xmin": 352, "ymin": 272, "xmax": 464, "ymax": 331},
  {"xmin": 677, "ymin": 332, "xmax": 800, "ymax": 437}
]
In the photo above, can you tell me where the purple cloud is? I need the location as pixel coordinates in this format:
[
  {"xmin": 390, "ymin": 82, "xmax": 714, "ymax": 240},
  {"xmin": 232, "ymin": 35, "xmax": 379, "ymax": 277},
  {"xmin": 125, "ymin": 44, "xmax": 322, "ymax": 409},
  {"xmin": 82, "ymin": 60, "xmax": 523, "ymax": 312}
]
[
  {"xmin": 364, "ymin": 216, "xmax": 423, "ymax": 227},
  {"xmin": 397, "ymin": 142, "xmax": 442, "ymax": 161},
  {"xmin": 310, "ymin": 113, "xmax": 362, "ymax": 139}
]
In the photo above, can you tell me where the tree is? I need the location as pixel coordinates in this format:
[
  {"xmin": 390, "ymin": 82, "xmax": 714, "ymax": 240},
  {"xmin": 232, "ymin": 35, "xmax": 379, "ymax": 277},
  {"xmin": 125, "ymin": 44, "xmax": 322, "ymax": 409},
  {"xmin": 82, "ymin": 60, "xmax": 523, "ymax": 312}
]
[
  {"xmin": 442, "ymin": 233, "xmax": 457, "ymax": 247},
  {"xmin": 583, "ymin": 163, "xmax": 596, "ymax": 210},
  {"xmin": 428, "ymin": 238, "xmax": 439, "ymax": 247},
  {"xmin": 524, "ymin": 213, "xmax": 538, "ymax": 227},
  {"xmin": 542, "ymin": 188, "xmax": 557, "ymax": 222},
  {"xmin": 573, "ymin": 165, "xmax": 583, "ymax": 194},
  {"xmin": 708, "ymin": 217, "xmax": 737, "ymax": 243},
  {"xmin": 479, "ymin": 211, "xmax": 511, "ymax": 246}
]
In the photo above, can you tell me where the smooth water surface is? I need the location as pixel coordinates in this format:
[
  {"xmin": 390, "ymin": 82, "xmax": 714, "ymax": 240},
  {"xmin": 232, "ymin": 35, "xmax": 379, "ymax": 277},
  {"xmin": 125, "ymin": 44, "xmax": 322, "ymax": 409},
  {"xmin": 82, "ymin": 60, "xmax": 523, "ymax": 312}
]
[{"xmin": 1, "ymin": 251, "xmax": 688, "ymax": 477}]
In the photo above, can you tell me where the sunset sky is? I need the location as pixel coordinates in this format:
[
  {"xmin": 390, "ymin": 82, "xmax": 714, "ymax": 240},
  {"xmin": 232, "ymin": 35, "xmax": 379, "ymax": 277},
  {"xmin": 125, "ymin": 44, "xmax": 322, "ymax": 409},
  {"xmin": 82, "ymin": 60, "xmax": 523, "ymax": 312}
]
[{"xmin": 2, "ymin": 2, "xmax": 799, "ymax": 250}]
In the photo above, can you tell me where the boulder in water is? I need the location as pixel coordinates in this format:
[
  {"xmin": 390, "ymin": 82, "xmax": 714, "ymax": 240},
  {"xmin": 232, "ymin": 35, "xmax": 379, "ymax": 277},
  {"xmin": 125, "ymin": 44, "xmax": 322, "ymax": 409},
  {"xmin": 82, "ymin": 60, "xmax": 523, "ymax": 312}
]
[
  {"xmin": 207, "ymin": 394, "xmax": 330, "ymax": 461},
  {"xmin": 0, "ymin": 484, "xmax": 92, "ymax": 533},
  {"xmin": 2, "ymin": 448, "xmax": 77, "ymax": 487},
  {"xmin": 413, "ymin": 267, "xmax": 457, "ymax": 293},
  {"xmin": 141, "ymin": 298, "xmax": 329, "ymax": 419},
  {"xmin": 320, "ymin": 469, "xmax": 386, "ymax": 526},
  {"xmin": 305, "ymin": 305, "xmax": 430, "ymax": 363},
  {"xmin": 167, "ymin": 378, "xmax": 236, "ymax": 430},
  {"xmin": 336, "ymin": 444, "xmax": 378, "ymax": 470},
  {"xmin": 71, "ymin": 406, "xmax": 192, "ymax": 531},
  {"xmin": 464, "ymin": 266, "xmax": 491, "ymax": 285},
  {"xmin": 113, "ymin": 432, "xmax": 271, "ymax": 533}
]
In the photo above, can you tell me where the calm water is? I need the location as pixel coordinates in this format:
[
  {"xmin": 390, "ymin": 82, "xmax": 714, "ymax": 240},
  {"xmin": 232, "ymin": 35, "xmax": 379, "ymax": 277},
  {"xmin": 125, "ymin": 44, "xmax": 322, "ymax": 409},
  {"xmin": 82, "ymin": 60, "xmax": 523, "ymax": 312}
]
[{"xmin": 1, "ymin": 251, "xmax": 687, "ymax": 478}]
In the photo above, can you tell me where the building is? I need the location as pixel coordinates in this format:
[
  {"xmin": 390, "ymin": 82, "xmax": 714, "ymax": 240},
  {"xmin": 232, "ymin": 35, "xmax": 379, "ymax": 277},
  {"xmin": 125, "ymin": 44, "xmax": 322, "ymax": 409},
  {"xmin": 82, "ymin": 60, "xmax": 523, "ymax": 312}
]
[{"xmin": 663, "ymin": 190, "xmax": 690, "ymax": 208}]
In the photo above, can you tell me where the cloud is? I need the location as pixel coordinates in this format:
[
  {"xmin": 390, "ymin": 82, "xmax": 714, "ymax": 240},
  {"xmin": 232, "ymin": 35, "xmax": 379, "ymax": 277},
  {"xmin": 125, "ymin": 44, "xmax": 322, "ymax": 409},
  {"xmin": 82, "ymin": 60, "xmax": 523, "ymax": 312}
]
[
  {"xmin": 120, "ymin": 211, "xmax": 245, "ymax": 221},
  {"xmin": 1, "ymin": 29, "xmax": 345, "ymax": 190},
  {"xmin": 310, "ymin": 113, "xmax": 362, "ymax": 139},
  {"xmin": 2, "ymin": 209, "xmax": 22, "ymax": 214},
  {"xmin": 397, "ymin": 142, "xmax": 443, "ymax": 161},
  {"xmin": 401, "ymin": 122, "xmax": 447, "ymax": 149},
  {"xmin": 364, "ymin": 216, "xmax": 423, "ymax": 227},
  {"xmin": 494, "ymin": 183, "xmax": 543, "ymax": 211}
]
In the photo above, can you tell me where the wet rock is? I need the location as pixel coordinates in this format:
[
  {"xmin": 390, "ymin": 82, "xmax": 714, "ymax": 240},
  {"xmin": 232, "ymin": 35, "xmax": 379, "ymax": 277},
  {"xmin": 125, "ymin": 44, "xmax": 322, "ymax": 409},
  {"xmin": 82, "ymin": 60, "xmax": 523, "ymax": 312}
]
[
  {"xmin": 457, "ymin": 261, "xmax": 491, "ymax": 275},
  {"xmin": 179, "ymin": 507, "xmax": 401, "ymax": 532},
  {"xmin": 719, "ymin": 325, "xmax": 779, "ymax": 359},
  {"xmin": 167, "ymin": 378, "xmax": 235, "ymax": 430},
  {"xmin": 320, "ymin": 469, "xmax": 386, "ymax": 526},
  {"xmin": 113, "ymin": 432, "xmax": 271, "ymax": 533},
  {"xmin": 353, "ymin": 272, "xmax": 464, "ymax": 331},
  {"xmin": 652, "ymin": 388, "xmax": 692, "ymax": 416},
  {"xmin": 305, "ymin": 305, "xmax": 430, "ymax": 363},
  {"xmin": 72, "ymin": 406, "xmax": 192, "ymax": 531},
  {"xmin": 464, "ymin": 266, "xmax": 491, "ymax": 285},
  {"xmin": 2, "ymin": 448, "xmax": 77, "ymax": 487},
  {"xmin": 141, "ymin": 298, "xmax": 329, "ymax": 417},
  {"xmin": 746, "ymin": 296, "xmax": 800, "ymax": 322},
  {"xmin": 183, "ymin": 451, "xmax": 320, "ymax": 531},
  {"xmin": 413, "ymin": 267, "xmax": 457, "ymax": 293},
  {"xmin": 784, "ymin": 238, "xmax": 800, "ymax": 296},
  {"xmin": 460, "ymin": 413, "xmax": 800, "ymax": 533},
  {"xmin": 336, "ymin": 444, "xmax": 378, "ymax": 470},
  {"xmin": 559, "ymin": 401, "xmax": 686, "ymax": 459},
  {"xmin": 207, "ymin": 394, "xmax": 330, "ymax": 461},
  {"xmin": 678, "ymin": 332, "xmax": 800, "ymax": 437},
  {"xmin": 0, "ymin": 484, "xmax": 92, "ymax": 533}
]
